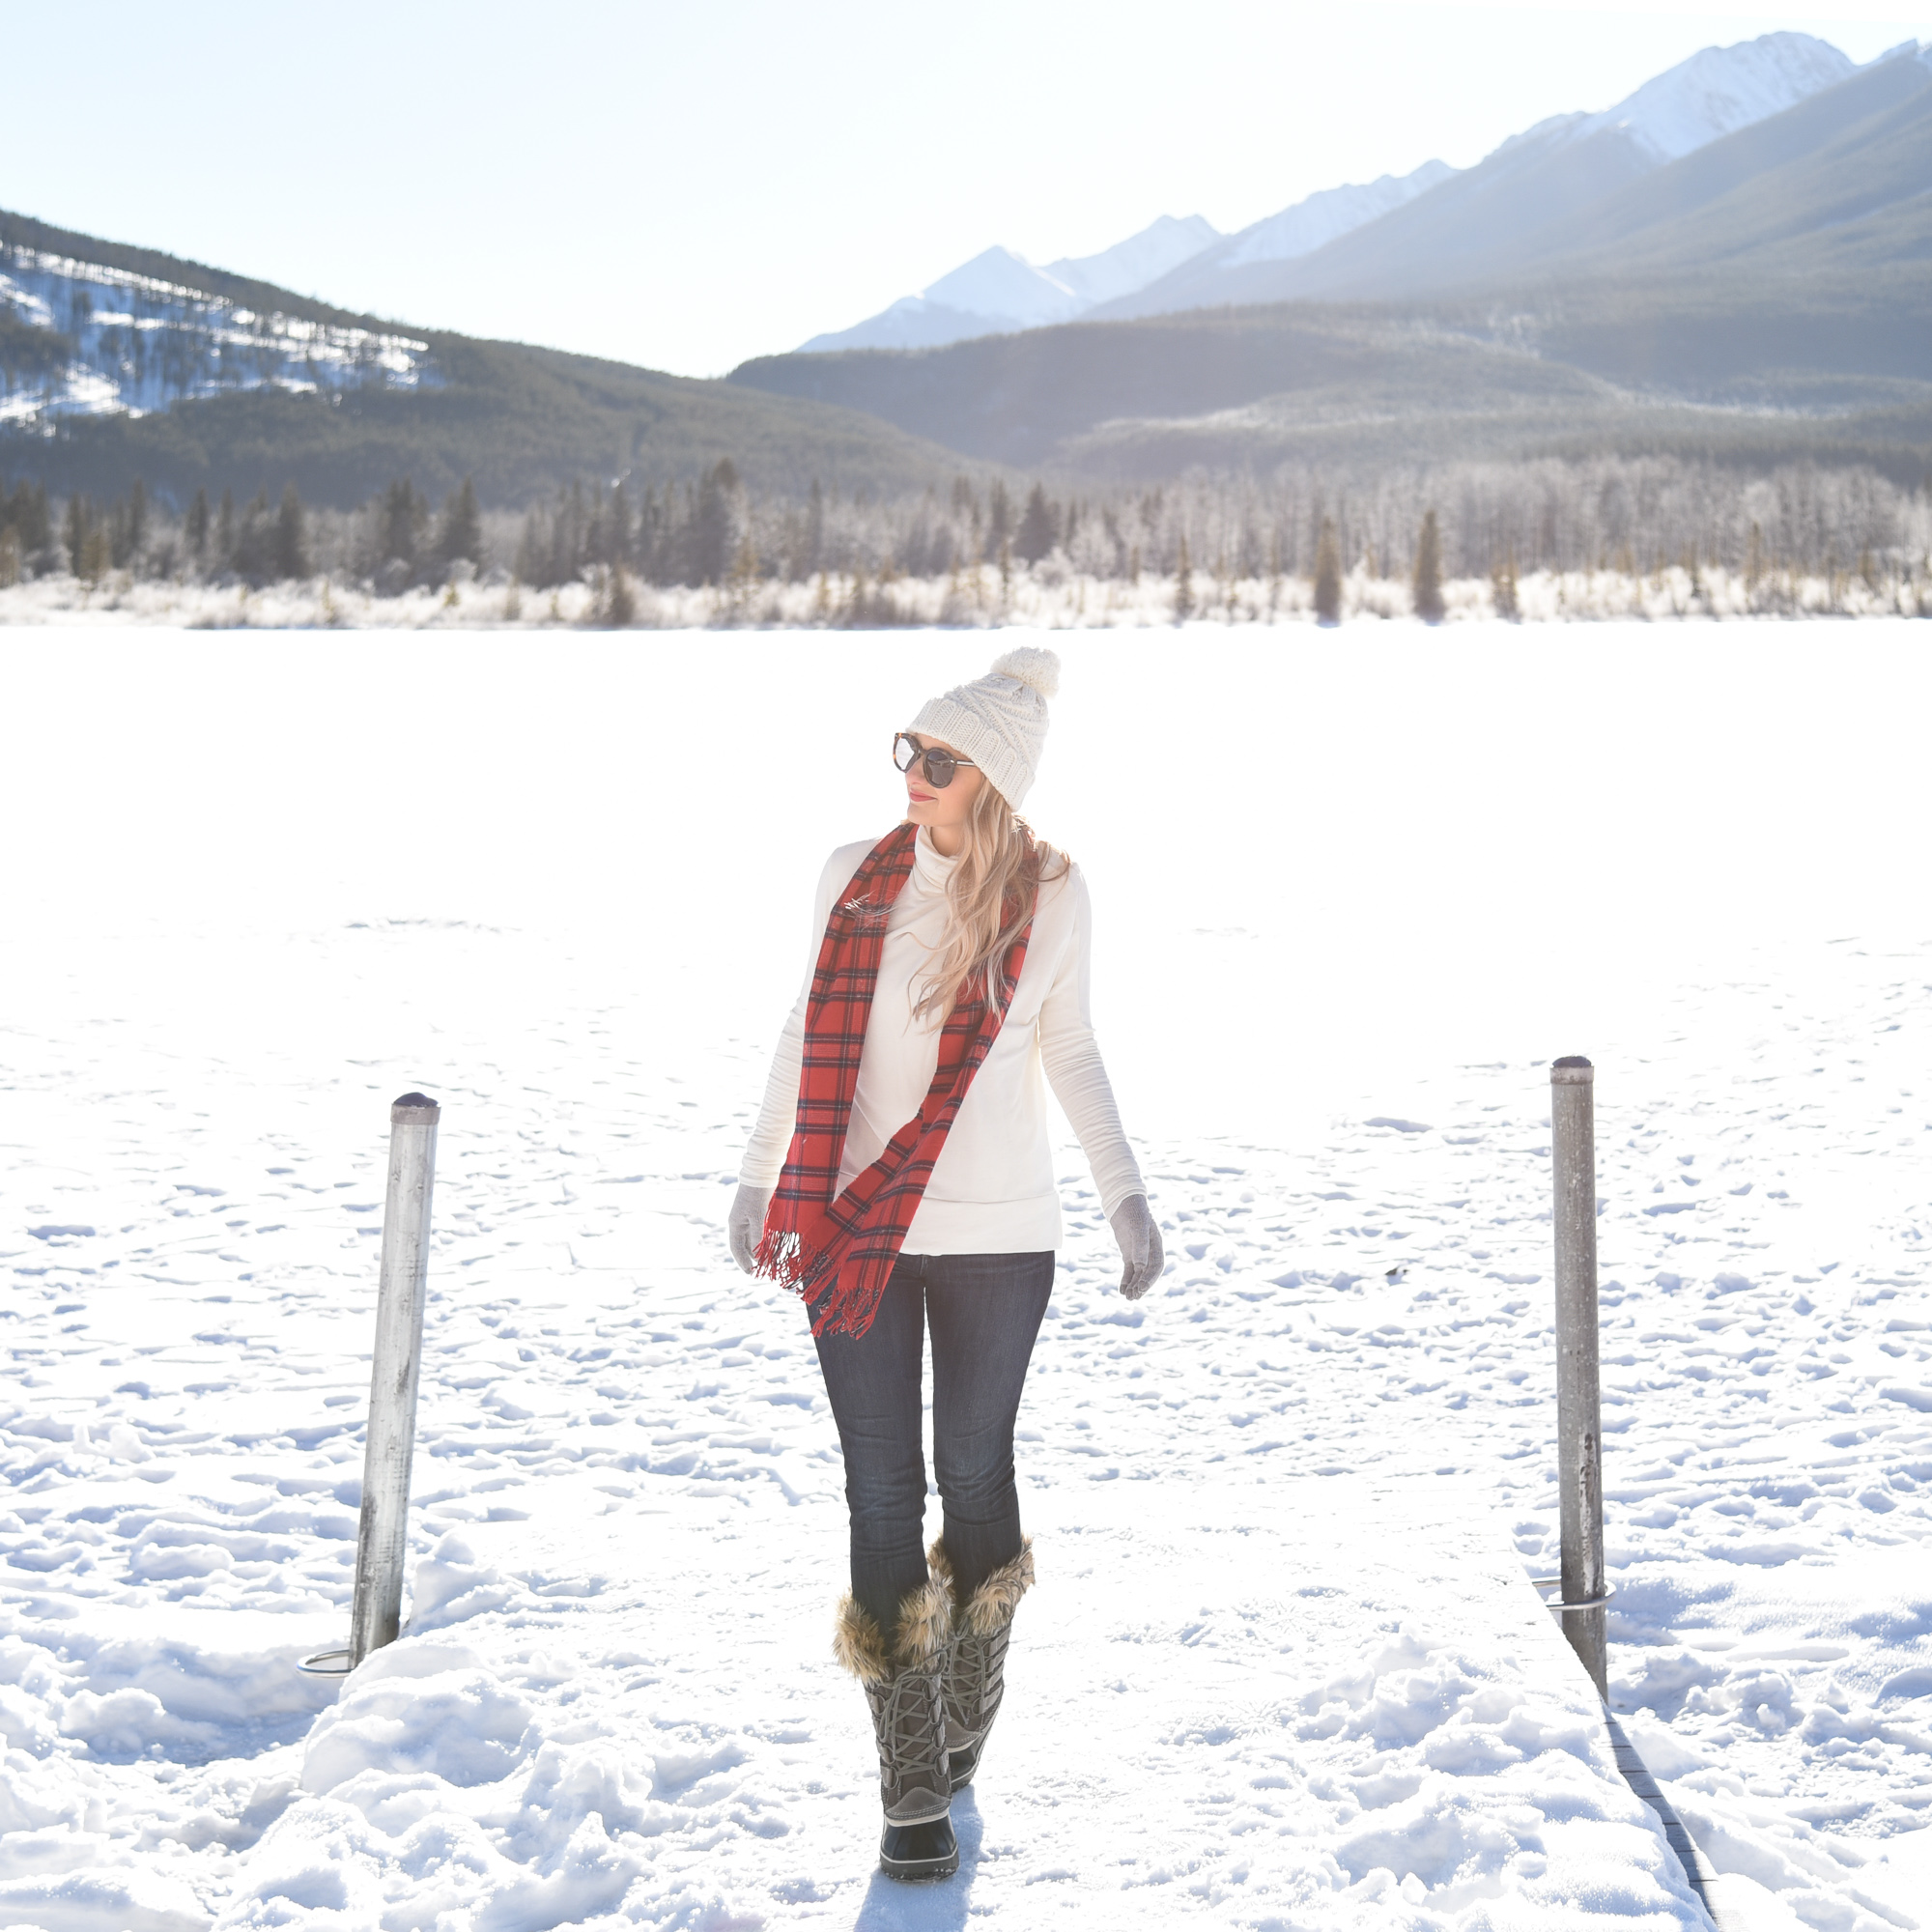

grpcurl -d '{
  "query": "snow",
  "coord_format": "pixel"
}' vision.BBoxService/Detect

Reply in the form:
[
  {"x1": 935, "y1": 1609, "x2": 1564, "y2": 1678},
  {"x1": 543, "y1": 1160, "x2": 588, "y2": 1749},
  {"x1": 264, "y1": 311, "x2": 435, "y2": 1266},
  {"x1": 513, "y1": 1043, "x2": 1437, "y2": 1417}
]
[
  {"x1": 0, "y1": 249, "x2": 435, "y2": 428},
  {"x1": 1574, "y1": 31, "x2": 1854, "y2": 163},
  {"x1": 915, "y1": 246, "x2": 1082, "y2": 327},
  {"x1": 798, "y1": 247, "x2": 1082, "y2": 352},
  {"x1": 3, "y1": 558, "x2": 1923, "y2": 631},
  {"x1": 1043, "y1": 213, "x2": 1221, "y2": 305},
  {"x1": 1223, "y1": 163, "x2": 1457, "y2": 269},
  {"x1": 798, "y1": 219, "x2": 1219, "y2": 352},
  {"x1": 2, "y1": 625, "x2": 1931, "y2": 1929}
]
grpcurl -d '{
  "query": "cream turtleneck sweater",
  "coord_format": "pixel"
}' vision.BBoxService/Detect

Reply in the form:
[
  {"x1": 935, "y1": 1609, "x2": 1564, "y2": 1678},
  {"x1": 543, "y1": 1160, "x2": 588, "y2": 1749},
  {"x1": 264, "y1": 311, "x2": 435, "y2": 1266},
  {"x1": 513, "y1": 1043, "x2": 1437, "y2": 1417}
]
[{"x1": 739, "y1": 828, "x2": 1145, "y2": 1254}]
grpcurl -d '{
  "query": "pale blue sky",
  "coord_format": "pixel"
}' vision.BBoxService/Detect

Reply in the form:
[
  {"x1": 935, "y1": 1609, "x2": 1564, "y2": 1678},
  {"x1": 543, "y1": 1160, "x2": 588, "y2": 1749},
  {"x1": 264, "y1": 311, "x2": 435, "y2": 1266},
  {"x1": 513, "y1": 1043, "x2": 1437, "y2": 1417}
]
[{"x1": 1, "y1": 0, "x2": 1924, "y2": 376}]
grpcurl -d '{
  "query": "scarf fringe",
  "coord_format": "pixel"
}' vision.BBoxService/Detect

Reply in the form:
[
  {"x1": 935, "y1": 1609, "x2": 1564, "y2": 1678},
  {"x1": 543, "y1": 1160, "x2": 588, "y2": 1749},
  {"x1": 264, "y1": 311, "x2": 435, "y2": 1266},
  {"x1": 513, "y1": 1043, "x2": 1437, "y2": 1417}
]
[
  {"x1": 810, "y1": 1268, "x2": 891, "y2": 1342},
  {"x1": 753, "y1": 1226, "x2": 808, "y2": 1288},
  {"x1": 754, "y1": 1223, "x2": 883, "y2": 1338}
]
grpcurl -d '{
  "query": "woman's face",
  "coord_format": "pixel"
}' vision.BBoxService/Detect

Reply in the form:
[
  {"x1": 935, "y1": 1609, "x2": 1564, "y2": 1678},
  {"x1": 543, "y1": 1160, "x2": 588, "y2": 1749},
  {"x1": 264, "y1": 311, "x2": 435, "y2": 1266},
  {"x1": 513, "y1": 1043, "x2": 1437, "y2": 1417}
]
[{"x1": 902, "y1": 734, "x2": 984, "y2": 844}]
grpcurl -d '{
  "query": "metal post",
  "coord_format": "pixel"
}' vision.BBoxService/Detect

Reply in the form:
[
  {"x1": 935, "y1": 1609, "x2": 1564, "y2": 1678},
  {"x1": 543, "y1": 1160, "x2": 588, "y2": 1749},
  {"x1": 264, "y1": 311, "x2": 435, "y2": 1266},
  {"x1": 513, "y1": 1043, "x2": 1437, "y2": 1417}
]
[
  {"x1": 1550, "y1": 1056, "x2": 1607, "y2": 1695},
  {"x1": 348, "y1": 1092, "x2": 440, "y2": 1665}
]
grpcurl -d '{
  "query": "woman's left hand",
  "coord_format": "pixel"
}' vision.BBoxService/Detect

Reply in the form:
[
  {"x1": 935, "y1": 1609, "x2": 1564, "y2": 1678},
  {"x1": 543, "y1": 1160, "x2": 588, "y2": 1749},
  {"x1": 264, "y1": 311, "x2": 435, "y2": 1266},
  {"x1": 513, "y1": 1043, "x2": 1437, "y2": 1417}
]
[{"x1": 1110, "y1": 1195, "x2": 1165, "y2": 1300}]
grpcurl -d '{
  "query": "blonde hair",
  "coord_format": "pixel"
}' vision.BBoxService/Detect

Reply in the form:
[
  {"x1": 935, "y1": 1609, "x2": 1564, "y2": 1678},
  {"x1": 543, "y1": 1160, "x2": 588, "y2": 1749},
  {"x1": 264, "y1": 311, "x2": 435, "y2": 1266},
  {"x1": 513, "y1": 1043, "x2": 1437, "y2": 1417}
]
[{"x1": 913, "y1": 784, "x2": 1068, "y2": 1024}]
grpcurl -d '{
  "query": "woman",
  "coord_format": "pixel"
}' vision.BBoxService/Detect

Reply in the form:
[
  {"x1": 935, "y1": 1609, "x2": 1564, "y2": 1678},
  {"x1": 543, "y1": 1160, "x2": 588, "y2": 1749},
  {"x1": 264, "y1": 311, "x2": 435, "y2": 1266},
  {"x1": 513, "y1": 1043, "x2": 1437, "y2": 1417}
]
[{"x1": 727, "y1": 646, "x2": 1163, "y2": 1883}]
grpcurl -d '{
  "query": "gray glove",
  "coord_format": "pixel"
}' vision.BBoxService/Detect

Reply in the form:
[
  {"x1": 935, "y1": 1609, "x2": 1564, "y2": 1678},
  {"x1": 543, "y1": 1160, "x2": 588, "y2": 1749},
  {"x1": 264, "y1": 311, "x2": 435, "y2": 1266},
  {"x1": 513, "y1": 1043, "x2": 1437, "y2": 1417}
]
[
  {"x1": 727, "y1": 1182, "x2": 772, "y2": 1275},
  {"x1": 1110, "y1": 1194, "x2": 1164, "y2": 1300}
]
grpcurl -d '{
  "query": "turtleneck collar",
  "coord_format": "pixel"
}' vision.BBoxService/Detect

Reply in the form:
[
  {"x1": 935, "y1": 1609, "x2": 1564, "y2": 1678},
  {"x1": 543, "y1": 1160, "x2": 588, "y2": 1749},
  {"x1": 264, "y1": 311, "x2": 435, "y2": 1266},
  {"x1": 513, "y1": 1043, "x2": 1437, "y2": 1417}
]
[{"x1": 912, "y1": 823, "x2": 959, "y2": 889}]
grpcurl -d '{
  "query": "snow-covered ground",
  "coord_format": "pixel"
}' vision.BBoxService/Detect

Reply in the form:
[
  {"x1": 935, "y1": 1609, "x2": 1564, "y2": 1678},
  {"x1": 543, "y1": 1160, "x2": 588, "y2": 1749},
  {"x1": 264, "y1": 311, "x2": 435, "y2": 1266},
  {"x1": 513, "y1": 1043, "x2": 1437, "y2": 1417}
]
[
  {"x1": 2, "y1": 561, "x2": 1923, "y2": 631},
  {"x1": 2, "y1": 627, "x2": 1929, "y2": 1930}
]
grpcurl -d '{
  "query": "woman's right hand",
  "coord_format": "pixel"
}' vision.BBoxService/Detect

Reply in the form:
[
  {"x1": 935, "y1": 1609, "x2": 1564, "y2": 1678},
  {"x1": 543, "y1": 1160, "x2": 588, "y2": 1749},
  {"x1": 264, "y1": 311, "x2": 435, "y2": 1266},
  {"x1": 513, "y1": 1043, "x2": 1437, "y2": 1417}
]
[{"x1": 727, "y1": 1183, "x2": 773, "y2": 1275}]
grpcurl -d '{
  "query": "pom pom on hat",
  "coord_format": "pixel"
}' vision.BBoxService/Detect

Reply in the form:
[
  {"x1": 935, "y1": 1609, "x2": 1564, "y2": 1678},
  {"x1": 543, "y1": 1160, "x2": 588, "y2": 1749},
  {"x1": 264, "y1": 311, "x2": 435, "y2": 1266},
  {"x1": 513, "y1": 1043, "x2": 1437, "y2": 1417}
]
[
  {"x1": 909, "y1": 647, "x2": 1061, "y2": 809},
  {"x1": 990, "y1": 645, "x2": 1061, "y2": 700}
]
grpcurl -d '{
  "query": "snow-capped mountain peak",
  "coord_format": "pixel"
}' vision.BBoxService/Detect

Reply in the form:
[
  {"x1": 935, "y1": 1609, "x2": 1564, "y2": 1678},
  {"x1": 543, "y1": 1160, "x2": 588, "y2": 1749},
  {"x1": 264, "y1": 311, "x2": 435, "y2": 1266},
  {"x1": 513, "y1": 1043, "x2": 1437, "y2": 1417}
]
[
  {"x1": 1045, "y1": 214, "x2": 1220, "y2": 304},
  {"x1": 1224, "y1": 161, "x2": 1456, "y2": 269},
  {"x1": 921, "y1": 246, "x2": 1082, "y2": 327},
  {"x1": 795, "y1": 216, "x2": 1219, "y2": 354},
  {"x1": 1575, "y1": 30, "x2": 1854, "y2": 162}
]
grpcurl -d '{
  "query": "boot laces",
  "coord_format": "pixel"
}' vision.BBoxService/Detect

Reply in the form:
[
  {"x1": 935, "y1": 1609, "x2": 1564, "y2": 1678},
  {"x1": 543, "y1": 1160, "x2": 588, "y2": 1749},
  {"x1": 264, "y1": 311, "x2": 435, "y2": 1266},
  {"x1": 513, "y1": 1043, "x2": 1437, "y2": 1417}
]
[
  {"x1": 879, "y1": 1667, "x2": 940, "y2": 1782},
  {"x1": 948, "y1": 1623, "x2": 1009, "y2": 1724}
]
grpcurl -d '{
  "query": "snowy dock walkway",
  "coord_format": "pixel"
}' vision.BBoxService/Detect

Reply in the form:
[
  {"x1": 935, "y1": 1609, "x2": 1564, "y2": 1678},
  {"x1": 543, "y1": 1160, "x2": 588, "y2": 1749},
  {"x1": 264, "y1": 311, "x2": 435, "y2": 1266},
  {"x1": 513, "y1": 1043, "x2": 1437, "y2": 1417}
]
[{"x1": 248, "y1": 1471, "x2": 1719, "y2": 1930}]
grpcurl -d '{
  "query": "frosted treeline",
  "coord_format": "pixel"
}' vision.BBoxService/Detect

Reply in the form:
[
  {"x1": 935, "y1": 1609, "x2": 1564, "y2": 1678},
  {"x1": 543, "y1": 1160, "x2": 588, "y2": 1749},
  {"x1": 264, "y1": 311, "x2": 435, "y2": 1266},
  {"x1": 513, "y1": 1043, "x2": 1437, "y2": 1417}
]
[
  {"x1": 494, "y1": 457, "x2": 1932, "y2": 587},
  {"x1": 3, "y1": 457, "x2": 1928, "y2": 626}
]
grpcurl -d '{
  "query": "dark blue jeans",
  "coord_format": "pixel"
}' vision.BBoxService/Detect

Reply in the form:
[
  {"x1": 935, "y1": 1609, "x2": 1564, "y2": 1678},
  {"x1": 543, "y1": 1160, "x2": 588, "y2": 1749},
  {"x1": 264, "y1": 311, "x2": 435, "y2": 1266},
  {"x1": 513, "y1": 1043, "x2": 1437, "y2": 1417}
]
[{"x1": 812, "y1": 1250, "x2": 1054, "y2": 1634}]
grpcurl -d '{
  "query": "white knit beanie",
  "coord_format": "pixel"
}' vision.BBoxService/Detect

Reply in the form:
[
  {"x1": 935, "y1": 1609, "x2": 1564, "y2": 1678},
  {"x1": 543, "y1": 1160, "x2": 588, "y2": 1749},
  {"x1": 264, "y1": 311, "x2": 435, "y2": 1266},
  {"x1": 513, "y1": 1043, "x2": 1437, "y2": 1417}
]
[{"x1": 908, "y1": 646, "x2": 1060, "y2": 810}]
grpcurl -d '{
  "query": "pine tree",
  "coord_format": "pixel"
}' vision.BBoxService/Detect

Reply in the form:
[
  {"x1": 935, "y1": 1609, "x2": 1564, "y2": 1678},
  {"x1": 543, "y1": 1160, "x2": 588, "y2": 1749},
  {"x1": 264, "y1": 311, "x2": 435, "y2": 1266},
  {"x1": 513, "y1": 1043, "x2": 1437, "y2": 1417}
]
[
  {"x1": 1015, "y1": 483, "x2": 1058, "y2": 564},
  {"x1": 514, "y1": 511, "x2": 543, "y2": 587},
  {"x1": 1175, "y1": 534, "x2": 1194, "y2": 621},
  {"x1": 804, "y1": 478, "x2": 825, "y2": 578},
  {"x1": 986, "y1": 480, "x2": 1013, "y2": 561},
  {"x1": 648, "y1": 484, "x2": 674, "y2": 583},
  {"x1": 274, "y1": 485, "x2": 310, "y2": 582},
  {"x1": 378, "y1": 478, "x2": 422, "y2": 569},
  {"x1": 610, "y1": 481, "x2": 633, "y2": 568},
  {"x1": 693, "y1": 460, "x2": 739, "y2": 584},
  {"x1": 63, "y1": 495, "x2": 88, "y2": 577},
  {"x1": 185, "y1": 488, "x2": 211, "y2": 562},
  {"x1": 1313, "y1": 517, "x2": 1342, "y2": 623},
  {"x1": 437, "y1": 477, "x2": 483, "y2": 569},
  {"x1": 216, "y1": 489, "x2": 236, "y2": 571},
  {"x1": 1412, "y1": 509, "x2": 1445, "y2": 622},
  {"x1": 6, "y1": 482, "x2": 49, "y2": 562}
]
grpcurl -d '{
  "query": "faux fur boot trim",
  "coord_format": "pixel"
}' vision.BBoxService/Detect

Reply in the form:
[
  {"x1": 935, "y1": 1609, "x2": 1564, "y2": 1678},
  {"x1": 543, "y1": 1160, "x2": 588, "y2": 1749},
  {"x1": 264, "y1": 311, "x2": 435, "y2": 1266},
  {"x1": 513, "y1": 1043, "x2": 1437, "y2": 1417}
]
[
  {"x1": 893, "y1": 1575, "x2": 954, "y2": 1671},
  {"x1": 927, "y1": 1535, "x2": 1035, "y2": 1637},
  {"x1": 833, "y1": 1576, "x2": 954, "y2": 1683},
  {"x1": 833, "y1": 1595, "x2": 893, "y2": 1686}
]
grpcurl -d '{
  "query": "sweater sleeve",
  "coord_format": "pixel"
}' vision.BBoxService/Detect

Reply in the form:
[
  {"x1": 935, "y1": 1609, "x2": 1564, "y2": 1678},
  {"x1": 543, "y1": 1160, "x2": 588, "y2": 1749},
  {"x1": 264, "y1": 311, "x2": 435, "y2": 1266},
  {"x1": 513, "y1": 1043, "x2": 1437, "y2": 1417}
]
[
  {"x1": 738, "y1": 844, "x2": 864, "y2": 1193},
  {"x1": 1037, "y1": 867, "x2": 1147, "y2": 1218}
]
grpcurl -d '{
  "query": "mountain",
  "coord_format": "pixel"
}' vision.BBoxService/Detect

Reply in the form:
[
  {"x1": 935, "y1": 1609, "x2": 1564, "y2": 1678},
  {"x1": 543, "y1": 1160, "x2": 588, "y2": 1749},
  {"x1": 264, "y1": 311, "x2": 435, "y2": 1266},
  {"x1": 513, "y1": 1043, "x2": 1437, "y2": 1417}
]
[
  {"x1": 726, "y1": 43, "x2": 1932, "y2": 482},
  {"x1": 1521, "y1": 45, "x2": 1932, "y2": 290},
  {"x1": 787, "y1": 33, "x2": 1854, "y2": 355},
  {"x1": 1219, "y1": 163, "x2": 1458, "y2": 269},
  {"x1": 1043, "y1": 215, "x2": 1222, "y2": 305},
  {"x1": 1567, "y1": 28, "x2": 1857, "y2": 160},
  {"x1": 1097, "y1": 32, "x2": 1858, "y2": 317},
  {"x1": 796, "y1": 215, "x2": 1219, "y2": 354},
  {"x1": 1092, "y1": 162, "x2": 1456, "y2": 321},
  {"x1": 0, "y1": 209, "x2": 971, "y2": 506}
]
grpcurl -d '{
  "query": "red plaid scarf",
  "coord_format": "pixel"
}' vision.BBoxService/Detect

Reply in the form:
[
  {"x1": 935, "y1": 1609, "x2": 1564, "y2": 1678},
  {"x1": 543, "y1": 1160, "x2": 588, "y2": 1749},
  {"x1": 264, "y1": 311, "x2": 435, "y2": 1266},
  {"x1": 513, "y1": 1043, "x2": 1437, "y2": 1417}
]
[{"x1": 754, "y1": 822, "x2": 1034, "y2": 1339}]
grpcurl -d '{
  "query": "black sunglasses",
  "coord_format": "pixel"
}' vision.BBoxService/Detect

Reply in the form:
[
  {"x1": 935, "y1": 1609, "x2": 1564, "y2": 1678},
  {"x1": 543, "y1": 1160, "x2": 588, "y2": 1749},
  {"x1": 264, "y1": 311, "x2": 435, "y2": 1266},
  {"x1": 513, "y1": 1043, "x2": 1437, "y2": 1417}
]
[{"x1": 894, "y1": 732, "x2": 978, "y2": 789}]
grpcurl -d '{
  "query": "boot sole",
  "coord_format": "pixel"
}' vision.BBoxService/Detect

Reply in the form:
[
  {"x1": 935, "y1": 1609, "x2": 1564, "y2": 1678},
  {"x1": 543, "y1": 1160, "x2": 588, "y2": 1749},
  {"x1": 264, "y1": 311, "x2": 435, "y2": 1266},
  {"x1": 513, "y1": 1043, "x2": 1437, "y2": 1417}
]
[{"x1": 880, "y1": 1813, "x2": 958, "y2": 1882}]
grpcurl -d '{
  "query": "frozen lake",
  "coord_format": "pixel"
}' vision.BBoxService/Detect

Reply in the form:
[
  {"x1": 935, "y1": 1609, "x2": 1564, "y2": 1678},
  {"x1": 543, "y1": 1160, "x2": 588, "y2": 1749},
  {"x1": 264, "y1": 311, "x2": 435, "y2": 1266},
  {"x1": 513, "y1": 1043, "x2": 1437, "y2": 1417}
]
[{"x1": 1, "y1": 623, "x2": 1929, "y2": 1929}]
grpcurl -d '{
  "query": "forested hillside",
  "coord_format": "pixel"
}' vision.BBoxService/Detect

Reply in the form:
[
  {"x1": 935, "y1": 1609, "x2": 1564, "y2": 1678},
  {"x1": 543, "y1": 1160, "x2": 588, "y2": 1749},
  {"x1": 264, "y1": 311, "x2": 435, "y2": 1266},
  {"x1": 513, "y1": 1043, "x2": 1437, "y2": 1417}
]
[{"x1": 0, "y1": 213, "x2": 971, "y2": 508}]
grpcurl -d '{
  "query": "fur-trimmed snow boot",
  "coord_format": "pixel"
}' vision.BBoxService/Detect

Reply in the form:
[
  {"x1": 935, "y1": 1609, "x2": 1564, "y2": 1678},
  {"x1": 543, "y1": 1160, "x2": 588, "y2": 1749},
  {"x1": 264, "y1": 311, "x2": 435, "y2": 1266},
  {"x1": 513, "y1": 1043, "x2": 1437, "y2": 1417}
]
[
  {"x1": 929, "y1": 1536, "x2": 1034, "y2": 1792},
  {"x1": 834, "y1": 1577, "x2": 957, "y2": 1882}
]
